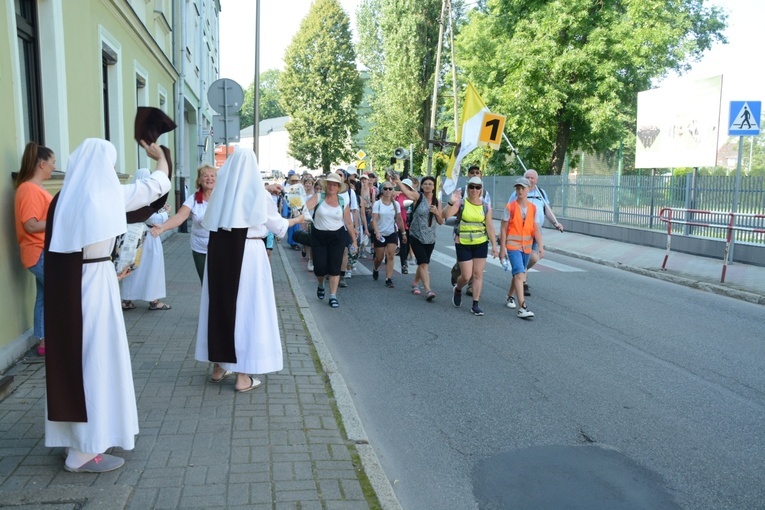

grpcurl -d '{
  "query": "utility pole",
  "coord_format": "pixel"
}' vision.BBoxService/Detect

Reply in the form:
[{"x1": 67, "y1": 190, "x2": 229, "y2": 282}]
[{"x1": 426, "y1": 0, "x2": 447, "y2": 176}]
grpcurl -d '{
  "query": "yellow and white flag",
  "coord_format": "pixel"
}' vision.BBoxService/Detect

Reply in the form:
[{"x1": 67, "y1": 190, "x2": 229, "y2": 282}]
[{"x1": 442, "y1": 83, "x2": 489, "y2": 195}]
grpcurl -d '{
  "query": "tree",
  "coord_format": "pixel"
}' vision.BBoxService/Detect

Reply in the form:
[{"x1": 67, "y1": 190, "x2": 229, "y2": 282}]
[
  {"x1": 278, "y1": 0, "x2": 363, "y2": 173},
  {"x1": 356, "y1": 0, "x2": 445, "y2": 174},
  {"x1": 240, "y1": 69, "x2": 287, "y2": 129},
  {"x1": 456, "y1": 0, "x2": 727, "y2": 174}
]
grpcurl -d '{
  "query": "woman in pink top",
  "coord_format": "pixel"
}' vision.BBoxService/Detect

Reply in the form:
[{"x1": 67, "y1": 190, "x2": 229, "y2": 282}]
[{"x1": 14, "y1": 142, "x2": 56, "y2": 355}]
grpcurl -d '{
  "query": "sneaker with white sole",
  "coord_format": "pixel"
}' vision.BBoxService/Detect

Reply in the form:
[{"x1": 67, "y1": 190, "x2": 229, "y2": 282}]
[
  {"x1": 345, "y1": 270, "x2": 352, "y2": 279},
  {"x1": 505, "y1": 295, "x2": 516, "y2": 309},
  {"x1": 64, "y1": 453, "x2": 125, "y2": 473},
  {"x1": 307, "y1": 260, "x2": 314, "y2": 271},
  {"x1": 517, "y1": 304, "x2": 534, "y2": 319},
  {"x1": 452, "y1": 285, "x2": 462, "y2": 307},
  {"x1": 471, "y1": 304, "x2": 484, "y2": 316}
]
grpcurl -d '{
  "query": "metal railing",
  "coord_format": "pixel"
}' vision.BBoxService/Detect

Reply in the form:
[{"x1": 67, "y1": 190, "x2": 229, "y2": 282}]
[
  {"x1": 448, "y1": 173, "x2": 765, "y2": 246},
  {"x1": 658, "y1": 207, "x2": 765, "y2": 282}
]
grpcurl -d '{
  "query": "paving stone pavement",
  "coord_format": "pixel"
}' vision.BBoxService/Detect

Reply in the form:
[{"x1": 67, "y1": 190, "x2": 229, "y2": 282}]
[{"x1": 0, "y1": 233, "x2": 381, "y2": 509}]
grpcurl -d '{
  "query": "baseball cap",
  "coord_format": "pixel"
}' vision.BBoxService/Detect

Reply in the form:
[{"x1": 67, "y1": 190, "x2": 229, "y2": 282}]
[
  {"x1": 346, "y1": 164, "x2": 358, "y2": 175},
  {"x1": 400, "y1": 178, "x2": 414, "y2": 190},
  {"x1": 468, "y1": 176, "x2": 483, "y2": 186},
  {"x1": 514, "y1": 177, "x2": 531, "y2": 188},
  {"x1": 287, "y1": 170, "x2": 296, "y2": 176}
]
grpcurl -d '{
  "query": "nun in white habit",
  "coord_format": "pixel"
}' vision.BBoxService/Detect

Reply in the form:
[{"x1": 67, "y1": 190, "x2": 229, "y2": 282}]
[
  {"x1": 44, "y1": 139, "x2": 170, "y2": 473},
  {"x1": 120, "y1": 168, "x2": 171, "y2": 310},
  {"x1": 195, "y1": 148, "x2": 303, "y2": 392}
]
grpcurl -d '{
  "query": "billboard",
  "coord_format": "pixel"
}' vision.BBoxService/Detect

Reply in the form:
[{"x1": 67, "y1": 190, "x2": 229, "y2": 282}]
[{"x1": 635, "y1": 75, "x2": 722, "y2": 168}]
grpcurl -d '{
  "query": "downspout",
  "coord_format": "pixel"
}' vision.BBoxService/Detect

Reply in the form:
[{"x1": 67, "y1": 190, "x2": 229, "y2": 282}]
[
  {"x1": 175, "y1": 0, "x2": 188, "y2": 230},
  {"x1": 199, "y1": 0, "x2": 206, "y2": 165}
]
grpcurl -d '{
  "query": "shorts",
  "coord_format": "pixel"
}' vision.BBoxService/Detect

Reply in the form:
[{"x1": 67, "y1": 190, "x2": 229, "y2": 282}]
[
  {"x1": 455, "y1": 242, "x2": 488, "y2": 262},
  {"x1": 508, "y1": 250, "x2": 530, "y2": 276},
  {"x1": 409, "y1": 236, "x2": 435, "y2": 265},
  {"x1": 374, "y1": 233, "x2": 398, "y2": 248}
]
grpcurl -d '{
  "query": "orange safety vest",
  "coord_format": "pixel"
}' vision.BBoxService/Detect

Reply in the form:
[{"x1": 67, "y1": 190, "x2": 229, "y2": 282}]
[{"x1": 505, "y1": 201, "x2": 536, "y2": 253}]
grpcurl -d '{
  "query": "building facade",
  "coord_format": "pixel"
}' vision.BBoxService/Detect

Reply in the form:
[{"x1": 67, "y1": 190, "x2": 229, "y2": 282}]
[{"x1": 0, "y1": 0, "x2": 220, "y2": 369}]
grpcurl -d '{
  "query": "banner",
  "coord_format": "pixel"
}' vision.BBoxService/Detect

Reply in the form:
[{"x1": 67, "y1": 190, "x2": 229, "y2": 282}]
[
  {"x1": 635, "y1": 75, "x2": 722, "y2": 168},
  {"x1": 443, "y1": 83, "x2": 489, "y2": 195}
]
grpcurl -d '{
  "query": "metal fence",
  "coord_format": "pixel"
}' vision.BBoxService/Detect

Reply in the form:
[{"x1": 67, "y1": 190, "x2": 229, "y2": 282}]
[{"x1": 452, "y1": 174, "x2": 765, "y2": 246}]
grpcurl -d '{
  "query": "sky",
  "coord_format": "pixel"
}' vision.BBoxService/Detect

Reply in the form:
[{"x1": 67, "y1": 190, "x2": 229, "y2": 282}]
[
  {"x1": 219, "y1": 0, "x2": 763, "y2": 123},
  {"x1": 218, "y1": 0, "x2": 361, "y2": 89}
]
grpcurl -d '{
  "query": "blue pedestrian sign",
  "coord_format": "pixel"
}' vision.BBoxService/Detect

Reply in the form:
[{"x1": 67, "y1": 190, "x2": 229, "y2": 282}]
[{"x1": 728, "y1": 101, "x2": 760, "y2": 136}]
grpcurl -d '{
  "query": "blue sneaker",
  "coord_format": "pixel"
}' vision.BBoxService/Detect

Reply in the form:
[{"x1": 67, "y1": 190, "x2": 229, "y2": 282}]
[{"x1": 452, "y1": 285, "x2": 462, "y2": 307}]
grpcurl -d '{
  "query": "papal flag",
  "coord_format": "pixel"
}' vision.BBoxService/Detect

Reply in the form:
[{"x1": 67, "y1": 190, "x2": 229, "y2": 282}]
[{"x1": 442, "y1": 83, "x2": 489, "y2": 195}]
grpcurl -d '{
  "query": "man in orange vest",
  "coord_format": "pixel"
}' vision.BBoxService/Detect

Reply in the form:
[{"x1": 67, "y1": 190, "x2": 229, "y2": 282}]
[{"x1": 499, "y1": 177, "x2": 544, "y2": 319}]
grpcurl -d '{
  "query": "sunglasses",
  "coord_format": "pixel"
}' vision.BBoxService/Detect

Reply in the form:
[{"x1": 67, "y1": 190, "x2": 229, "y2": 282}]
[
  {"x1": 382, "y1": 187, "x2": 394, "y2": 191},
  {"x1": 468, "y1": 184, "x2": 482, "y2": 190}
]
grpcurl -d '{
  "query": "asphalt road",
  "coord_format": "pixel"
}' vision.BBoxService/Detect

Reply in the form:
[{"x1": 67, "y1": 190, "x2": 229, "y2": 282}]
[{"x1": 283, "y1": 224, "x2": 765, "y2": 510}]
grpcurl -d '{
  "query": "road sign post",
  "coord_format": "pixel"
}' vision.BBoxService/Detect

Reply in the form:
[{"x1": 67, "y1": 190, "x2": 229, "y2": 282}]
[
  {"x1": 727, "y1": 100, "x2": 761, "y2": 263},
  {"x1": 207, "y1": 78, "x2": 244, "y2": 161}
]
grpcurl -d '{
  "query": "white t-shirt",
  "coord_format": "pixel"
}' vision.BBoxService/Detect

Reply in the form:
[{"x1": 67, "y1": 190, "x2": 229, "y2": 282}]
[
  {"x1": 339, "y1": 189, "x2": 359, "y2": 211},
  {"x1": 313, "y1": 197, "x2": 347, "y2": 231},
  {"x1": 372, "y1": 200, "x2": 400, "y2": 236},
  {"x1": 183, "y1": 194, "x2": 210, "y2": 254}
]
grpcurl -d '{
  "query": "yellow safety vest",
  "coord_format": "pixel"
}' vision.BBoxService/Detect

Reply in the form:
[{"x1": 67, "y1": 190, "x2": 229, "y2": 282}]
[{"x1": 457, "y1": 200, "x2": 488, "y2": 245}]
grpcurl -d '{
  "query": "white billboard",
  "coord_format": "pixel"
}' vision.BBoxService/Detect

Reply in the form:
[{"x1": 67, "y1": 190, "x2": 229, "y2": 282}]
[{"x1": 635, "y1": 75, "x2": 722, "y2": 168}]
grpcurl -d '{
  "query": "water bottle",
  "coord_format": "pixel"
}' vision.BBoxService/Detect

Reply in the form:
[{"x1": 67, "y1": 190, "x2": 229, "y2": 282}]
[{"x1": 500, "y1": 257, "x2": 510, "y2": 272}]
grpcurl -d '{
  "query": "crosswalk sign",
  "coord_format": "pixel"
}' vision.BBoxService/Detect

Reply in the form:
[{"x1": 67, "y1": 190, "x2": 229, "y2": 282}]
[{"x1": 728, "y1": 101, "x2": 761, "y2": 136}]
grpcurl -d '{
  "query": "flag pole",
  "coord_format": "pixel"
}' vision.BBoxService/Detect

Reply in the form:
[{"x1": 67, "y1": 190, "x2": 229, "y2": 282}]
[
  {"x1": 426, "y1": 0, "x2": 447, "y2": 176},
  {"x1": 502, "y1": 132, "x2": 528, "y2": 172}
]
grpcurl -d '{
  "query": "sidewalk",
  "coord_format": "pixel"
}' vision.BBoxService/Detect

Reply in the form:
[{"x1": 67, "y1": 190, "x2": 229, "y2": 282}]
[
  {"x1": 542, "y1": 229, "x2": 765, "y2": 305},
  {"x1": 0, "y1": 233, "x2": 392, "y2": 510}
]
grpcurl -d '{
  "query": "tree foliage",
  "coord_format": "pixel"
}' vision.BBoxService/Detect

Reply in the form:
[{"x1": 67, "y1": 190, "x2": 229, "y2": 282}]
[
  {"x1": 279, "y1": 0, "x2": 363, "y2": 173},
  {"x1": 241, "y1": 69, "x2": 287, "y2": 129},
  {"x1": 356, "y1": 0, "x2": 445, "y2": 175},
  {"x1": 456, "y1": 0, "x2": 727, "y2": 174}
]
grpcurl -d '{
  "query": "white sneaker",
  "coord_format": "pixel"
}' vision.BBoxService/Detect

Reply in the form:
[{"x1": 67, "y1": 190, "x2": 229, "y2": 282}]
[
  {"x1": 307, "y1": 260, "x2": 314, "y2": 271},
  {"x1": 517, "y1": 305, "x2": 535, "y2": 319},
  {"x1": 345, "y1": 270, "x2": 353, "y2": 279},
  {"x1": 505, "y1": 296, "x2": 516, "y2": 309}
]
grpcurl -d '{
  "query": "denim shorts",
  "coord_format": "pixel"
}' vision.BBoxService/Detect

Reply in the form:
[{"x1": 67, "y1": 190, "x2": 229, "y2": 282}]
[{"x1": 508, "y1": 250, "x2": 530, "y2": 275}]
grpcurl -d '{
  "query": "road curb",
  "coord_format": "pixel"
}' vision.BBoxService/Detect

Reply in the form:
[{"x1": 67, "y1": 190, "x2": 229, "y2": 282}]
[
  {"x1": 277, "y1": 244, "x2": 403, "y2": 510},
  {"x1": 545, "y1": 246, "x2": 765, "y2": 305}
]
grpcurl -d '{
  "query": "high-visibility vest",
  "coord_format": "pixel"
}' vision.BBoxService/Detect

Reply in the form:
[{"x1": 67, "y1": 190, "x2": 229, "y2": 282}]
[
  {"x1": 457, "y1": 200, "x2": 488, "y2": 245},
  {"x1": 505, "y1": 201, "x2": 536, "y2": 253}
]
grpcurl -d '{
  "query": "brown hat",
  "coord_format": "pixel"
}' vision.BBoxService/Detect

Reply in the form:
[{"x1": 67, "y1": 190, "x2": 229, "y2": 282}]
[
  {"x1": 127, "y1": 107, "x2": 177, "y2": 224},
  {"x1": 134, "y1": 107, "x2": 176, "y2": 145}
]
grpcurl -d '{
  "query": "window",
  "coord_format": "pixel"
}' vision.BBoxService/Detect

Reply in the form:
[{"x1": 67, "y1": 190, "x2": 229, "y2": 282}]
[
  {"x1": 99, "y1": 28, "x2": 124, "y2": 171},
  {"x1": 16, "y1": 0, "x2": 44, "y2": 143}
]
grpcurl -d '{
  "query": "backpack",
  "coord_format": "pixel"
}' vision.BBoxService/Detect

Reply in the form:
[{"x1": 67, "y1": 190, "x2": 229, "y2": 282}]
[{"x1": 313, "y1": 193, "x2": 345, "y2": 218}]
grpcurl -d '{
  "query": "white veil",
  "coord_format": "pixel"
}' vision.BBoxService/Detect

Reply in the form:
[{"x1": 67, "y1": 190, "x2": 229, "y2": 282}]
[
  {"x1": 49, "y1": 139, "x2": 126, "y2": 253},
  {"x1": 202, "y1": 148, "x2": 269, "y2": 231}
]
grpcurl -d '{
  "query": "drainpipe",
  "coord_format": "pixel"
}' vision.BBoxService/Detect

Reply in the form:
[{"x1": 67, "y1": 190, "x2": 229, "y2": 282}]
[{"x1": 175, "y1": 0, "x2": 188, "y2": 231}]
